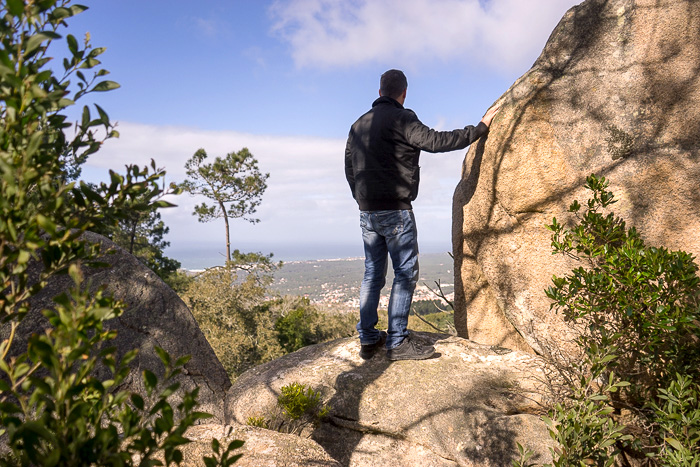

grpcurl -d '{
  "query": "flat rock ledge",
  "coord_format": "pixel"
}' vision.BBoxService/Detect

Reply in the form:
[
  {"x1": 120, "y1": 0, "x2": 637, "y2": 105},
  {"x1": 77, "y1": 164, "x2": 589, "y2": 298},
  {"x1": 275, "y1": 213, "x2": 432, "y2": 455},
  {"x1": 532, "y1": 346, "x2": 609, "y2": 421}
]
[{"x1": 226, "y1": 332, "x2": 556, "y2": 467}]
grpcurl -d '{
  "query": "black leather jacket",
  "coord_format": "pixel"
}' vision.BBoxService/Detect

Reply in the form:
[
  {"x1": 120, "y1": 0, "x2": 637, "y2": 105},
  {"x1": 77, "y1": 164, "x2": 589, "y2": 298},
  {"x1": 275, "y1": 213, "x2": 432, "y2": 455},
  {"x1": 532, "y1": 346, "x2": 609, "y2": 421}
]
[{"x1": 345, "y1": 96, "x2": 487, "y2": 211}]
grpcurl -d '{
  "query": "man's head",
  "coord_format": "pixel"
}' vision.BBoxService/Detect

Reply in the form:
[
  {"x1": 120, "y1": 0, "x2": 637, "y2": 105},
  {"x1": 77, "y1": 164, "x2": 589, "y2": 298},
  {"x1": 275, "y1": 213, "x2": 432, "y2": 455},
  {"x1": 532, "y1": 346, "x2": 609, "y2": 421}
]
[{"x1": 379, "y1": 69, "x2": 407, "y2": 101}]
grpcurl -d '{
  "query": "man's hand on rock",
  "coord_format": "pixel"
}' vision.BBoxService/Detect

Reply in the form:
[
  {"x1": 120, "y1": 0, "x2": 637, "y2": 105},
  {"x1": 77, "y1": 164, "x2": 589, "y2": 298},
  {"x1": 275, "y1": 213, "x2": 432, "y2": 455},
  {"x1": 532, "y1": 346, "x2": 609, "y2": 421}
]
[{"x1": 481, "y1": 104, "x2": 501, "y2": 128}]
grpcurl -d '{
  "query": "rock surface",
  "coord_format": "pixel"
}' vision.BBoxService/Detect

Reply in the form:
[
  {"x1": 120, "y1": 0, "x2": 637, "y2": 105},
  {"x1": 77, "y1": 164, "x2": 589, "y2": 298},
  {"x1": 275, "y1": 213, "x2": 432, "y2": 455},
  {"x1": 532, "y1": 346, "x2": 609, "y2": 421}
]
[
  {"x1": 452, "y1": 0, "x2": 700, "y2": 352},
  {"x1": 3, "y1": 232, "x2": 231, "y2": 422},
  {"x1": 226, "y1": 332, "x2": 554, "y2": 467},
  {"x1": 178, "y1": 424, "x2": 341, "y2": 467}
]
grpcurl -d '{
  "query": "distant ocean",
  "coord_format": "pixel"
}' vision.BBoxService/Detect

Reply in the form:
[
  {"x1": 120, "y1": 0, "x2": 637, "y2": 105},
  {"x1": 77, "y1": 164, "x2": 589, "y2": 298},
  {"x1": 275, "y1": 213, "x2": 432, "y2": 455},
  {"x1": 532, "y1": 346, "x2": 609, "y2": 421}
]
[{"x1": 167, "y1": 241, "x2": 452, "y2": 270}]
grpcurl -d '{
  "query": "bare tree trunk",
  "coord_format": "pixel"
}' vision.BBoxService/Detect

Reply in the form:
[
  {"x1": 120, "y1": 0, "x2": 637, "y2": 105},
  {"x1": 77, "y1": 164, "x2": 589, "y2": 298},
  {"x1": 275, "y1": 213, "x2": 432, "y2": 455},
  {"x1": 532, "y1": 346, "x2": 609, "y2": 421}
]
[
  {"x1": 224, "y1": 216, "x2": 231, "y2": 263},
  {"x1": 220, "y1": 202, "x2": 231, "y2": 263}
]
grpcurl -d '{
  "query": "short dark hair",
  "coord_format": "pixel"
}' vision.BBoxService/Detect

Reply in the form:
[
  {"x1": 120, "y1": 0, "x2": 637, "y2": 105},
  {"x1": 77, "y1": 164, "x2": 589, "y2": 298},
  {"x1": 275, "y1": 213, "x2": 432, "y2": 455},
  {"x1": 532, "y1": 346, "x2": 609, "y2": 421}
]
[{"x1": 380, "y1": 69, "x2": 407, "y2": 99}]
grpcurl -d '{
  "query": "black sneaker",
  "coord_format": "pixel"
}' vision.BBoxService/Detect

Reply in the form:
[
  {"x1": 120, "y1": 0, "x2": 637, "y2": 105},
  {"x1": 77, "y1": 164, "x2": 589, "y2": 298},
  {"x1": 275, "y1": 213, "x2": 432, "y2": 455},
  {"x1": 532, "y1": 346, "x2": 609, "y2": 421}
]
[
  {"x1": 359, "y1": 331, "x2": 387, "y2": 360},
  {"x1": 386, "y1": 335, "x2": 435, "y2": 361}
]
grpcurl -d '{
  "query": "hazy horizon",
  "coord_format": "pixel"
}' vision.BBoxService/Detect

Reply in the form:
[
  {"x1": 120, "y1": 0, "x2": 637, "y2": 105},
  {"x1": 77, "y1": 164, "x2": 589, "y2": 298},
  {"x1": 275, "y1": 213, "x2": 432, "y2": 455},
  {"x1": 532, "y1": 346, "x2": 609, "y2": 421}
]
[{"x1": 167, "y1": 240, "x2": 454, "y2": 269}]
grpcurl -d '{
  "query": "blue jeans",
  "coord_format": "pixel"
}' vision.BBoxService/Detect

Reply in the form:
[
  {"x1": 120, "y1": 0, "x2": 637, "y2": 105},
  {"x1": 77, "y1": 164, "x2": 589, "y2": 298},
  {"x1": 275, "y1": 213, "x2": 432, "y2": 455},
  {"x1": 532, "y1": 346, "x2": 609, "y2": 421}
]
[{"x1": 358, "y1": 210, "x2": 419, "y2": 349}]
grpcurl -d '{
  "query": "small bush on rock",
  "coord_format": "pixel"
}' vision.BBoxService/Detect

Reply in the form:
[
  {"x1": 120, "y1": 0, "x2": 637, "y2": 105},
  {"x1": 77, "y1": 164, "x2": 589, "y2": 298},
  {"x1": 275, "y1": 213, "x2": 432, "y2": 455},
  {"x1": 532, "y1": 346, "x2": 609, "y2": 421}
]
[{"x1": 246, "y1": 382, "x2": 329, "y2": 437}]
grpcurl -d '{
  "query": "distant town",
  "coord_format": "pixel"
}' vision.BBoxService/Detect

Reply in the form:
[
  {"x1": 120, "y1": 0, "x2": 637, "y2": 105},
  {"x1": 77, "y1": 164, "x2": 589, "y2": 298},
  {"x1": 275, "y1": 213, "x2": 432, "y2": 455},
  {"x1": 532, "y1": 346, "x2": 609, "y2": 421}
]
[{"x1": 269, "y1": 253, "x2": 455, "y2": 311}]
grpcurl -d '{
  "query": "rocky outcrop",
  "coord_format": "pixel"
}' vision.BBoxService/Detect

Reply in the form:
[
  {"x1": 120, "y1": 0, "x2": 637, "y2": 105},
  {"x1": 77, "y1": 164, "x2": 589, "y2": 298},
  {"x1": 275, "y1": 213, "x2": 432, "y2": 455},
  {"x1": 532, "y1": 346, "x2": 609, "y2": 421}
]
[
  {"x1": 453, "y1": 0, "x2": 700, "y2": 352},
  {"x1": 3, "y1": 232, "x2": 230, "y2": 422},
  {"x1": 226, "y1": 332, "x2": 555, "y2": 467},
  {"x1": 178, "y1": 424, "x2": 341, "y2": 467}
]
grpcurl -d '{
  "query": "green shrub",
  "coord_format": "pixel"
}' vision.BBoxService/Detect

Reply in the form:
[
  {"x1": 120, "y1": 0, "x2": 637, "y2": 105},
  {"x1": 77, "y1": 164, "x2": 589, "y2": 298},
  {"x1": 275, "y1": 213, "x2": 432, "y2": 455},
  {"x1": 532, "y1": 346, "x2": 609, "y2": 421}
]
[
  {"x1": 542, "y1": 344, "x2": 632, "y2": 466},
  {"x1": 543, "y1": 174, "x2": 700, "y2": 465},
  {"x1": 185, "y1": 268, "x2": 356, "y2": 380},
  {"x1": 0, "y1": 270, "x2": 212, "y2": 465},
  {"x1": 547, "y1": 174, "x2": 700, "y2": 397},
  {"x1": 274, "y1": 296, "x2": 356, "y2": 354},
  {"x1": 0, "y1": 1, "x2": 241, "y2": 463},
  {"x1": 183, "y1": 263, "x2": 285, "y2": 379},
  {"x1": 275, "y1": 304, "x2": 318, "y2": 353}
]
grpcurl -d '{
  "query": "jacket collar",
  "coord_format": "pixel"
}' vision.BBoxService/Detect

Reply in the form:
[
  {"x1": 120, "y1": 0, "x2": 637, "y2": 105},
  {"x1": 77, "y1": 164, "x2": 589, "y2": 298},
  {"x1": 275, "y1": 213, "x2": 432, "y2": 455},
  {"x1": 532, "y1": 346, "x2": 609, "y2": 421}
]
[{"x1": 372, "y1": 96, "x2": 404, "y2": 109}]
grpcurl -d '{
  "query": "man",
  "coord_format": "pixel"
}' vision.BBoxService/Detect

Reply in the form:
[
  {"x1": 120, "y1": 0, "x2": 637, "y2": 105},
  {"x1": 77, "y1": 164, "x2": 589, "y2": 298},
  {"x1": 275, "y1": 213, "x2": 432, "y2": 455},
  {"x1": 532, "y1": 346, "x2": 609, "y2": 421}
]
[{"x1": 345, "y1": 69, "x2": 499, "y2": 361}]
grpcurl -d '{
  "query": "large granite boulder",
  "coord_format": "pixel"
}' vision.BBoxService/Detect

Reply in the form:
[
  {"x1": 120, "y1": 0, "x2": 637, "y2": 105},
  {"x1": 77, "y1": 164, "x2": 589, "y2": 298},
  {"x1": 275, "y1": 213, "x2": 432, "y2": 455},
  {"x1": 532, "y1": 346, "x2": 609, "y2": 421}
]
[
  {"x1": 2, "y1": 232, "x2": 230, "y2": 422},
  {"x1": 452, "y1": 0, "x2": 700, "y2": 353},
  {"x1": 226, "y1": 333, "x2": 555, "y2": 467}
]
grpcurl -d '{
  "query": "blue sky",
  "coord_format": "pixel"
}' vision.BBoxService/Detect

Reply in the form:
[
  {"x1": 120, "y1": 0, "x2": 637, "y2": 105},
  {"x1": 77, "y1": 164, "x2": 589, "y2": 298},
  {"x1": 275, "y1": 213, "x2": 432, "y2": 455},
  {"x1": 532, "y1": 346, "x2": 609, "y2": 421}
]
[{"x1": 65, "y1": 0, "x2": 580, "y2": 268}]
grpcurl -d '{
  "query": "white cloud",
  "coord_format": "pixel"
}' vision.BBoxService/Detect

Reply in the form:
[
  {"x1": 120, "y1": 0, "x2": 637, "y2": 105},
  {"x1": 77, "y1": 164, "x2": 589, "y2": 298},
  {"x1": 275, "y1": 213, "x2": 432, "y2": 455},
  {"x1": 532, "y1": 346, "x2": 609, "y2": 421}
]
[
  {"x1": 85, "y1": 122, "x2": 466, "y2": 266},
  {"x1": 194, "y1": 17, "x2": 219, "y2": 37},
  {"x1": 269, "y1": 0, "x2": 580, "y2": 72}
]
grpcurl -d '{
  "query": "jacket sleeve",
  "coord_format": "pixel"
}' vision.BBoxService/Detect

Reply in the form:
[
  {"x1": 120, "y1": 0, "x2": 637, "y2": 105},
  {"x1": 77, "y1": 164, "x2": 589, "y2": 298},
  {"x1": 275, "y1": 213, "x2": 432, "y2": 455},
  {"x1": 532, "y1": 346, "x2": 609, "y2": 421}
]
[
  {"x1": 344, "y1": 135, "x2": 356, "y2": 199},
  {"x1": 403, "y1": 112, "x2": 488, "y2": 153}
]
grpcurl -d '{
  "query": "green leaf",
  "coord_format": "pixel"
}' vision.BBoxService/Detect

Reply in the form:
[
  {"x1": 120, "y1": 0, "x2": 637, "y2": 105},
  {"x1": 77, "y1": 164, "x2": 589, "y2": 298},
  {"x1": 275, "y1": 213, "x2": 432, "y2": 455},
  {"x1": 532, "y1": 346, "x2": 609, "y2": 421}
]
[
  {"x1": 154, "y1": 346, "x2": 171, "y2": 366},
  {"x1": 79, "y1": 57, "x2": 101, "y2": 69},
  {"x1": 95, "y1": 104, "x2": 110, "y2": 125},
  {"x1": 81, "y1": 105, "x2": 90, "y2": 128},
  {"x1": 131, "y1": 394, "x2": 145, "y2": 411},
  {"x1": 80, "y1": 182, "x2": 105, "y2": 204},
  {"x1": 36, "y1": 214, "x2": 57, "y2": 235},
  {"x1": 25, "y1": 32, "x2": 61, "y2": 54},
  {"x1": 91, "y1": 80, "x2": 121, "y2": 92},
  {"x1": 153, "y1": 200, "x2": 177, "y2": 209},
  {"x1": 70, "y1": 5, "x2": 89, "y2": 15},
  {"x1": 50, "y1": 7, "x2": 72, "y2": 21},
  {"x1": 143, "y1": 369, "x2": 158, "y2": 391},
  {"x1": 228, "y1": 439, "x2": 244, "y2": 450},
  {"x1": 66, "y1": 34, "x2": 79, "y2": 54},
  {"x1": 174, "y1": 355, "x2": 191, "y2": 367},
  {"x1": 665, "y1": 437, "x2": 683, "y2": 451},
  {"x1": 6, "y1": 0, "x2": 24, "y2": 16},
  {"x1": 88, "y1": 47, "x2": 107, "y2": 58}
]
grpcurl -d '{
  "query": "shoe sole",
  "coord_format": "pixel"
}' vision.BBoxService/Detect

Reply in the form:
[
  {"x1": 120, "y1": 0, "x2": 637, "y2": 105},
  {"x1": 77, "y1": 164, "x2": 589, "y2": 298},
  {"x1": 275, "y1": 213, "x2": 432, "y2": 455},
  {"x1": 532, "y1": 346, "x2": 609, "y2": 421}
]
[{"x1": 386, "y1": 349, "x2": 436, "y2": 361}]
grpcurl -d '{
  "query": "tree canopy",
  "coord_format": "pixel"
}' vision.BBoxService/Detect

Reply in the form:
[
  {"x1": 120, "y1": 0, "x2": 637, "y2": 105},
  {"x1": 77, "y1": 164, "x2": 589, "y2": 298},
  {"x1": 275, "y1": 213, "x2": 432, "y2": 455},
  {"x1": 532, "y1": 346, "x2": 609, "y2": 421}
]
[{"x1": 180, "y1": 148, "x2": 269, "y2": 263}]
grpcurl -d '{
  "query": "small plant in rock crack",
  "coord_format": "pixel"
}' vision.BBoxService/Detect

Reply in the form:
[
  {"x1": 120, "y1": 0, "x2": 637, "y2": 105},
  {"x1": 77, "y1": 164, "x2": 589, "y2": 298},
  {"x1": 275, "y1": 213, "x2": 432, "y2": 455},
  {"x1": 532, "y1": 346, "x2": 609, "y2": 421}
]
[
  {"x1": 245, "y1": 416, "x2": 269, "y2": 429},
  {"x1": 245, "y1": 382, "x2": 329, "y2": 436}
]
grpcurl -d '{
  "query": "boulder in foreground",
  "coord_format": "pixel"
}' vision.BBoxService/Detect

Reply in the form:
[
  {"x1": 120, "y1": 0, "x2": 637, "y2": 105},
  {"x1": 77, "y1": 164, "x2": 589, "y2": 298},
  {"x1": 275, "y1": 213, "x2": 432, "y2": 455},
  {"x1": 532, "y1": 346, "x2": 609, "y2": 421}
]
[
  {"x1": 227, "y1": 333, "x2": 554, "y2": 467},
  {"x1": 4, "y1": 232, "x2": 231, "y2": 422}
]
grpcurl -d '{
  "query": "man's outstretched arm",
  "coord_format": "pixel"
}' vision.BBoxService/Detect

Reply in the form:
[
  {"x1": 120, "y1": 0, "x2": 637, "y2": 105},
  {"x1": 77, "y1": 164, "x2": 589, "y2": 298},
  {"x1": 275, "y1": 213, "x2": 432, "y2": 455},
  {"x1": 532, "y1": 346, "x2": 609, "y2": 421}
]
[{"x1": 404, "y1": 103, "x2": 501, "y2": 153}]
